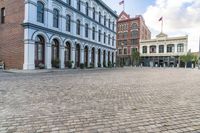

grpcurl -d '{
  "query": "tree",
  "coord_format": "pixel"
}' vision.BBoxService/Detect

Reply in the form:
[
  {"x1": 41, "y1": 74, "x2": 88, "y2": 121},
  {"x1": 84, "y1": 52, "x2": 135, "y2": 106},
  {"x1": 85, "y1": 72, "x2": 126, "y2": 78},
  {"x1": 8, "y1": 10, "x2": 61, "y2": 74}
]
[
  {"x1": 180, "y1": 52, "x2": 193, "y2": 68},
  {"x1": 131, "y1": 48, "x2": 140, "y2": 66}
]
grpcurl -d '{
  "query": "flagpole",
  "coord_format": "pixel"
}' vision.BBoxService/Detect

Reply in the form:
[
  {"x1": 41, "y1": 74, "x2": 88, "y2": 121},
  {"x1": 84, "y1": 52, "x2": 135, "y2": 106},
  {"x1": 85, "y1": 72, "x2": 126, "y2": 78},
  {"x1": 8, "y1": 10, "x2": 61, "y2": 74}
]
[
  {"x1": 161, "y1": 19, "x2": 163, "y2": 33},
  {"x1": 123, "y1": 1, "x2": 125, "y2": 11}
]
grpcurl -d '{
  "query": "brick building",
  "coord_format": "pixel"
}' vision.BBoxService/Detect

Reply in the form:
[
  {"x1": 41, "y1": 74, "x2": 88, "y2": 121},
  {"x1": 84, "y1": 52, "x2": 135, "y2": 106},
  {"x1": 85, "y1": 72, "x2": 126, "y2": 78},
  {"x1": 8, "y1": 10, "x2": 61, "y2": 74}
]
[
  {"x1": 116, "y1": 11, "x2": 151, "y2": 66},
  {"x1": 0, "y1": 0, "x2": 117, "y2": 69}
]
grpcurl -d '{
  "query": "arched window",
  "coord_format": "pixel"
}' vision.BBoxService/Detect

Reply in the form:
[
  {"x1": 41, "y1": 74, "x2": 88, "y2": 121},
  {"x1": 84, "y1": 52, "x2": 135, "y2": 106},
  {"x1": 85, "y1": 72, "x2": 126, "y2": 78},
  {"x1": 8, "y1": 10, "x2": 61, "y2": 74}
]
[
  {"x1": 85, "y1": 2, "x2": 89, "y2": 16},
  {"x1": 92, "y1": 27, "x2": 95, "y2": 40},
  {"x1": 167, "y1": 44, "x2": 175, "y2": 53},
  {"x1": 104, "y1": 15, "x2": 106, "y2": 26},
  {"x1": 66, "y1": 15, "x2": 71, "y2": 32},
  {"x1": 112, "y1": 36, "x2": 114, "y2": 46},
  {"x1": 93, "y1": 7, "x2": 96, "y2": 20},
  {"x1": 66, "y1": 0, "x2": 71, "y2": 6},
  {"x1": 177, "y1": 44, "x2": 184, "y2": 52},
  {"x1": 99, "y1": 12, "x2": 101, "y2": 23},
  {"x1": 108, "y1": 19, "x2": 110, "y2": 29},
  {"x1": 85, "y1": 23, "x2": 88, "y2": 38},
  {"x1": 104, "y1": 32, "x2": 106, "y2": 44},
  {"x1": 76, "y1": 19, "x2": 81, "y2": 35},
  {"x1": 53, "y1": 9, "x2": 59, "y2": 28},
  {"x1": 108, "y1": 34, "x2": 110, "y2": 45},
  {"x1": 35, "y1": 35, "x2": 45, "y2": 67},
  {"x1": 52, "y1": 39, "x2": 59, "y2": 61},
  {"x1": 142, "y1": 46, "x2": 147, "y2": 53},
  {"x1": 77, "y1": 0, "x2": 81, "y2": 11},
  {"x1": 98, "y1": 30, "x2": 101, "y2": 42},
  {"x1": 37, "y1": 1, "x2": 44, "y2": 23},
  {"x1": 132, "y1": 23, "x2": 138, "y2": 29},
  {"x1": 150, "y1": 45, "x2": 156, "y2": 53}
]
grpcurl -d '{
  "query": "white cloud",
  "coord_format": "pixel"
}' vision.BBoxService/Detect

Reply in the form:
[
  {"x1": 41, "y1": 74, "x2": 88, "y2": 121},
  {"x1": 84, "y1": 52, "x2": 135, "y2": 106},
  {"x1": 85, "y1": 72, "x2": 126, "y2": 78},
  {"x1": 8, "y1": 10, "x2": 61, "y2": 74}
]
[{"x1": 143, "y1": 0, "x2": 200, "y2": 52}]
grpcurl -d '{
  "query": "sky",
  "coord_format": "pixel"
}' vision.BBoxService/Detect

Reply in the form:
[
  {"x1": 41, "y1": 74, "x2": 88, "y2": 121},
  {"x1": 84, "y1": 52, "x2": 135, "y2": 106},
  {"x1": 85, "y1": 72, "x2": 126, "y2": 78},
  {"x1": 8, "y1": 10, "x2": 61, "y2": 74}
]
[{"x1": 102, "y1": 0, "x2": 200, "y2": 52}]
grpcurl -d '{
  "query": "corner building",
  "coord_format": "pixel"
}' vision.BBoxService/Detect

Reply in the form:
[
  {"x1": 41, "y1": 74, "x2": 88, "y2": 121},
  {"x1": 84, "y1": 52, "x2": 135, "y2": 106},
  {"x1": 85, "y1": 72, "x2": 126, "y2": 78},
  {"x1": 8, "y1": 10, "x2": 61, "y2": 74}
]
[
  {"x1": 116, "y1": 11, "x2": 151, "y2": 66},
  {"x1": 0, "y1": 0, "x2": 117, "y2": 69}
]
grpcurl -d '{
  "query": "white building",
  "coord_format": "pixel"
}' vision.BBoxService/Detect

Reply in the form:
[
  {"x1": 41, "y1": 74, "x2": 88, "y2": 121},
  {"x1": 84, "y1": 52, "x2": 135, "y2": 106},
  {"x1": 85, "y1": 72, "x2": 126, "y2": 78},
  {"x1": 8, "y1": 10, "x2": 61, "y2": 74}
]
[
  {"x1": 23, "y1": 0, "x2": 117, "y2": 69},
  {"x1": 140, "y1": 33, "x2": 188, "y2": 67}
]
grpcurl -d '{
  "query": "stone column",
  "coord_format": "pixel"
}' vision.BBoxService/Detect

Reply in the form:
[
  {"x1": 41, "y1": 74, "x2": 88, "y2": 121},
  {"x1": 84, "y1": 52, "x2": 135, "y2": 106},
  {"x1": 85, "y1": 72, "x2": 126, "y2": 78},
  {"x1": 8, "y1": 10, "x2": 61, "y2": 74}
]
[
  {"x1": 46, "y1": 42, "x2": 52, "y2": 69},
  {"x1": 71, "y1": 45, "x2": 76, "y2": 68},
  {"x1": 95, "y1": 49, "x2": 98, "y2": 68},
  {"x1": 80, "y1": 46, "x2": 84, "y2": 64},
  {"x1": 101, "y1": 50, "x2": 103, "y2": 68},
  {"x1": 23, "y1": 37, "x2": 35, "y2": 70},
  {"x1": 88, "y1": 47, "x2": 92, "y2": 67},
  {"x1": 105, "y1": 50, "x2": 108, "y2": 67},
  {"x1": 60, "y1": 45, "x2": 65, "y2": 69}
]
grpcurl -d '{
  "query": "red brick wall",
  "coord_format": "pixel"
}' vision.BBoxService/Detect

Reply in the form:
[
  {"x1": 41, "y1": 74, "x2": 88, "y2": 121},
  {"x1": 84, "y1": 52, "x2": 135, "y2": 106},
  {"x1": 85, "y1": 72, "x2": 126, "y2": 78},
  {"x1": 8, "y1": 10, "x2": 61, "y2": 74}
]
[{"x1": 0, "y1": 0, "x2": 24, "y2": 69}]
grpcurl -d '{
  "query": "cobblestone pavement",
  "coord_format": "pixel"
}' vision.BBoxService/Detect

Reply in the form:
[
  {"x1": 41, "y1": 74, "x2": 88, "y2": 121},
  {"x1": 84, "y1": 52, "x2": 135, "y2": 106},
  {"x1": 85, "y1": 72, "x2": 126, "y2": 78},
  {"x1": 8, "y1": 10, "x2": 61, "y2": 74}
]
[{"x1": 0, "y1": 68, "x2": 200, "y2": 133}]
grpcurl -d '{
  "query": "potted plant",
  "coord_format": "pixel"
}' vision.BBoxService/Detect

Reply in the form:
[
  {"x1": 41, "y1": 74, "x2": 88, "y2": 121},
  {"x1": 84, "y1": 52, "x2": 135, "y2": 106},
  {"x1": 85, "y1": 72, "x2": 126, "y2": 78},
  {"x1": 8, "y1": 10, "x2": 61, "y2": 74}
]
[
  {"x1": 90, "y1": 63, "x2": 94, "y2": 68},
  {"x1": 52, "y1": 59, "x2": 60, "y2": 68},
  {"x1": 38, "y1": 63, "x2": 45, "y2": 69},
  {"x1": 65, "y1": 60, "x2": 73, "y2": 68},
  {"x1": 80, "y1": 63, "x2": 85, "y2": 69},
  {"x1": 108, "y1": 61, "x2": 112, "y2": 68},
  {"x1": 98, "y1": 63, "x2": 101, "y2": 68}
]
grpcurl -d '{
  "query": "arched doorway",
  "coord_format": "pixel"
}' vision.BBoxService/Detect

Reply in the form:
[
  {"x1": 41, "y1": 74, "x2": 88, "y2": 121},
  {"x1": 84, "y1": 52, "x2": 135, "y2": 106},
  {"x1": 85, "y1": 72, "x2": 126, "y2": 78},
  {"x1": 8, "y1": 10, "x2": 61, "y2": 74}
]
[
  {"x1": 103, "y1": 50, "x2": 106, "y2": 67},
  {"x1": 91, "y1": 47, "x2": 95, "y2": 65},
  {"x1": 65, "y1": 42, "x2": 71, "y2": 68},
  {"x1": 84, "y1": 46, "x2": 88, "y2": 67},
  {"x1": 75, "y1": 43, "x2": 80, "y2": 67},
  {"x1": 98, "y1": 49, "x2": 101, "y2": 67},
  {"x1": 35, "y1": 35, "x2": 45, "y2": 68},
  {"x1": 108, "y1": 51, "x2": 110, "y2": 63},
  {"x1": 52, "y1": 39, "x2": 60, "y2": 68},
  {"x1": 112, "y1": 52, "x2": 114, "y2": 64}
]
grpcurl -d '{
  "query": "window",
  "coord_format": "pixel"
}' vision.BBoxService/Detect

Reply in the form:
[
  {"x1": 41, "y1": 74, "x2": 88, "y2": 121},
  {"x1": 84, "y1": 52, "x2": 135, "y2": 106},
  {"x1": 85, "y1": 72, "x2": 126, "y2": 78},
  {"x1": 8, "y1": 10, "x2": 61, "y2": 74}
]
[
  {"x1": 112, "y1": 36, "x2": 114, "y2": 46},
  {"x1": 93, "y1": 7, "x2": 95, "y2": 20},
  {"x1": 104, "y1": 15, "x2": 106, "y2": 26},
  {"x1": 167, "y1": 44, "x2": 175, "y2": 53},
  {"x1": 92, "y1": 27, "x2": 95, "y2": 40},
  {"x1": 85, "y1": 2, "x2": 89, "y2": 16},
  {"x1": 66, "y1": 0, "x2": 71, "y2": 6},
  {"x1": 124, "y1": 32, "x2": 128, "y2": 39},
  {"x1": 108, "y1": 34, "x2": 110, "y2": 45},
  {"x1": 159, "y1": 45, "x2": 164, "y2": 53},
  {"x1": 150, "y1": 45, "x2": 156, "y2": 53},
  {"x1": 35, "y1": 35, "x2": 45, "y2": 67},
  {"x1": 77, "y1": 0, "x2": 81, "y2": 11},
  {"x1": 132, "y1": 31, "x2": 138, "y2": 38},
  {"x1": 85, "y1": 23, "x2": 88, "y2": 38},
  {"x1": 66, "y1": 15, "x2": 71, "y2": 32},
  {"x1": 177, "y1": 44, "x2": 184, "y2": 52},
  {"x1": 99, "y1": 12, "x2": 101, "y2": 23},
  {"x1": 52, "y1": 39, "x2": 60, "y2": 61},
  {"x1": 37, "y1": 2, "x2": 44, "y2": 23},
  {"x1": 112, "y1": 22, "x2": 114, "y2": 31},
  {"x1": 131, "y1": 39, "x2": 138, "y2": 45},
  {"x1": 53, "y1": 9, "x2": 59, "y2": 28},
  {"x1": 142, "y1": 46, "x2": 147, "y2": 53},
  {"x1": 76, "y1": 19, "x2": 81, "y2": 35},
  {"x1": 132, "y1": 23, "x2": 138, "y2": 29},
  {"x1": 119, "y1": 49, "x2": 122, "y2": 54},
  {"x1": 1, "y1": 7, "x2": 5, "y2": 24},
  {"x1": 104, "y1": 32, "x2": 106, "y2": 44},
  {"x1": 98, "y1": 30, "x2": 101, "y2": 42},
  {"x1": 124, "y1": 49, "x2": 127, "y2": 55},
  {"x1": 108, "y1": 19, "x2": 110, "y2": 29}
]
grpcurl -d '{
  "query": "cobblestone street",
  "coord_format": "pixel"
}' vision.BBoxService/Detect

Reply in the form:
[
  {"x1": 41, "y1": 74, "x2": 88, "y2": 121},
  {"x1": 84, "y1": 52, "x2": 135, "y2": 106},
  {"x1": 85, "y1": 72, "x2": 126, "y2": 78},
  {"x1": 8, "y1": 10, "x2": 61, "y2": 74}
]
[{"x1": 0, "y1": 68, "x2": 200, "y2": 133}]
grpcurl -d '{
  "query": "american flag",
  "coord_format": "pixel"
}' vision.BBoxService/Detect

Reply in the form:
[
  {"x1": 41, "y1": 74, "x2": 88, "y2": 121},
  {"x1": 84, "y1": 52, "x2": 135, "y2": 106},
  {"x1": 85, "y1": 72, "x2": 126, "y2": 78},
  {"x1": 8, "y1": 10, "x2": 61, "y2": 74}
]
[
  {"x1": 159, "y1": 17, "x2": 163, "y2": 21},
  {"x1": 119, "y1": 0, "x2": 124, "y2": 5}
]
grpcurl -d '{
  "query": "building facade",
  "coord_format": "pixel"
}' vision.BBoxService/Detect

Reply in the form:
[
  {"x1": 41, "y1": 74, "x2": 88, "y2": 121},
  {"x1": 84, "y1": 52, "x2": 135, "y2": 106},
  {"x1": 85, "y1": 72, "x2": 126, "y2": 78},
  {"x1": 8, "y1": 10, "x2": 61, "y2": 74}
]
[
  {"x1": 0, "y1": 0, "x2": 117, "y2": 69},
  {"x1": 140, "y1": 33, "x2": 188, "y2": 67},
  {"x1": 116, "y1": 11, "x2": 151, "y2": 66}
]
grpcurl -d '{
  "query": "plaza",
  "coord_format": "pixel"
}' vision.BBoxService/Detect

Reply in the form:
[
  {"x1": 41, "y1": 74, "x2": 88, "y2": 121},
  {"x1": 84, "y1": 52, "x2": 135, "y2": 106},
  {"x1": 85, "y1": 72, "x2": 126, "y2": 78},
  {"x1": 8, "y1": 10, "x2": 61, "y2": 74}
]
[{"x1": 0, "y1": 68, "x2": 200, "y2": 133}]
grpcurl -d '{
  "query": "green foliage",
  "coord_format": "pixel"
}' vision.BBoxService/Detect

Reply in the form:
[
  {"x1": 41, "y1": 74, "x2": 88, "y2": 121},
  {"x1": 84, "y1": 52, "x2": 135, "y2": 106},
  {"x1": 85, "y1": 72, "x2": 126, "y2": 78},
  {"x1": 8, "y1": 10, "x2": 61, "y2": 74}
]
[
  {"x1": 132, "y1": 48, "x2": 140, "y2": 66},
  {"x1": 52, "y1": 59, "x2": 60, "y2": 68},
  {"x1": 80, "y1": 63, "x2": 85, "y2": 69},
  {"x1": 65, "y1": 60, "x2": 73, "y2": 68},
  {"x1": 98, "y1": 63, "x2": 101, "y2": 68},
  {"x1": 108, "y1": 61, "x2": 112, "y2": 68}
]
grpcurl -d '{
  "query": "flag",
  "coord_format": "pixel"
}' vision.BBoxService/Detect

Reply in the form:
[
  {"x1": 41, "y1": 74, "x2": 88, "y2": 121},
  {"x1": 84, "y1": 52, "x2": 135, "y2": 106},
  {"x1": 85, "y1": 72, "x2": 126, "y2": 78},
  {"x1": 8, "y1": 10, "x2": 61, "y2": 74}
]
[
  {"x1": 159, "y1": 17, "x2": 163, "y2": 21},
  {"x1": 119, "y1": 0, "x2": 124, "y2": 5}
]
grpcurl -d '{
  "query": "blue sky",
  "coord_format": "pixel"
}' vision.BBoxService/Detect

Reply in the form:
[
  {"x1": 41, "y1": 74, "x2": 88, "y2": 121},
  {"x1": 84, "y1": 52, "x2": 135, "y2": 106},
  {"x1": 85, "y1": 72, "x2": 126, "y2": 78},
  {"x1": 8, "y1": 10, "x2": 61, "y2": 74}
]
[{"x1": 103, "y1": 0, "x2": 200, "y2": 52}]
